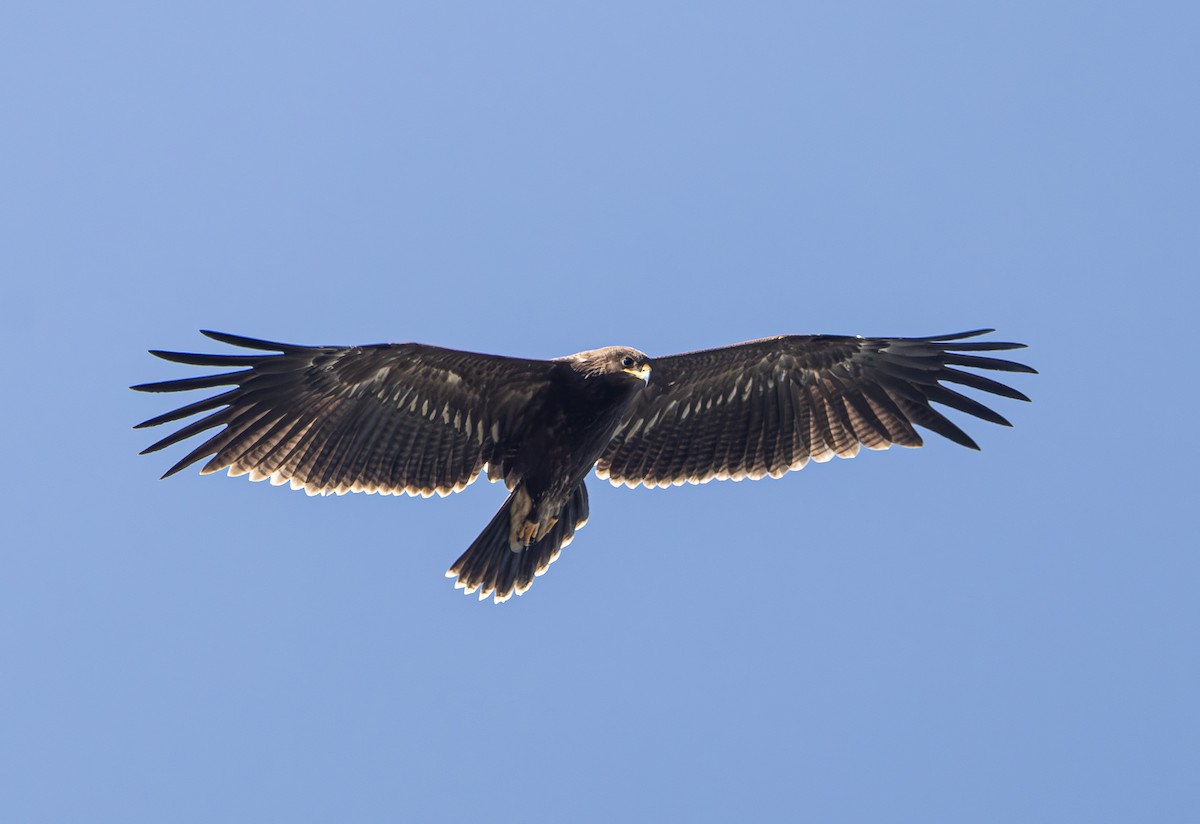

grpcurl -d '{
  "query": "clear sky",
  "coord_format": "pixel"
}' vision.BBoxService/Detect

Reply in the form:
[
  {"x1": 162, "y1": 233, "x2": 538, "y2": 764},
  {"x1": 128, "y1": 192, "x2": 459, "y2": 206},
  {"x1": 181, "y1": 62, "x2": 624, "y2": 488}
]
[{"x1": 3, "y1": 2, "x2": 1197, "y2": 822}]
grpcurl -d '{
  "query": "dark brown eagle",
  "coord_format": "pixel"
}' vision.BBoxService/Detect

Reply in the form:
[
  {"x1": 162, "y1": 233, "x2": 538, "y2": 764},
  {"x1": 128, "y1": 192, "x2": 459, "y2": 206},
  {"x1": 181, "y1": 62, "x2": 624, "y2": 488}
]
[{"x1": 133, "y1": 329, "x2": 1034, "y2": 602}]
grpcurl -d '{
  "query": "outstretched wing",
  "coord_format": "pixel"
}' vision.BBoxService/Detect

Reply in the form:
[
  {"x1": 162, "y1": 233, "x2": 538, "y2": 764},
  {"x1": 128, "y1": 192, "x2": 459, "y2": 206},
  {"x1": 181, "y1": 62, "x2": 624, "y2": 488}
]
[
  {"x1": 133, "y1": 331, "x2": 553, "y2": 497},
  {"x1": 597, "y1": 330, "x2": 1035, "y2": 489}
]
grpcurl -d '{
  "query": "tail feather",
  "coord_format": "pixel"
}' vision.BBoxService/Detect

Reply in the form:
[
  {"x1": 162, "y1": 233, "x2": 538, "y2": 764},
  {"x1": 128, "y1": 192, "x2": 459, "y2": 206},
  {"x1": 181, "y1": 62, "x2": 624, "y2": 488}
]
[{"x1": 447, "y1": 484, "x2": 590, "y2": 603}]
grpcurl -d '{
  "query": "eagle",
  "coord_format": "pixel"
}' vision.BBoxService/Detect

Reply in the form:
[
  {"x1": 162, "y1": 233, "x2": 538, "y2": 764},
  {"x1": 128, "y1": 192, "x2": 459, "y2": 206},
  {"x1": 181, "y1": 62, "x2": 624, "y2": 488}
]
[{"x1": 133, "y1": 329, "x2": 1034, "y2": 602}]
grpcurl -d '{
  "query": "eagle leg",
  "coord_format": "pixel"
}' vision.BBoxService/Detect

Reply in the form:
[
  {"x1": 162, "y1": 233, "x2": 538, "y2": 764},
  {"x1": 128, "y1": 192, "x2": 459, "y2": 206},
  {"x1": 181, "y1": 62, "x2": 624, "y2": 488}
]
[{"x1": 537, "y1": 517, "x2": 559, "y2": 542}]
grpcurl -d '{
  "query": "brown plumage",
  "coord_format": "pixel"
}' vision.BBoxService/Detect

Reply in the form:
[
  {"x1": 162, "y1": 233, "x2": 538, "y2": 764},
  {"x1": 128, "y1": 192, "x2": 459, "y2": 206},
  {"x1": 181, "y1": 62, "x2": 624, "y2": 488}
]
[{"x1": 133, "y1": 329, "x2": 1034, "y2": 602}]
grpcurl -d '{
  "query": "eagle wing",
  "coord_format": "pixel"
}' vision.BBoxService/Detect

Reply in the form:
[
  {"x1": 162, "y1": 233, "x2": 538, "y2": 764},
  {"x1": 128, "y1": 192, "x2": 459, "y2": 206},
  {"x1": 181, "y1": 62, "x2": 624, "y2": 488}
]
[
  {"x1": 133, "y1": 331, "x2": 553, "y2": 497},
  {"x1": 597, "y1": 330, "x2": 1035, "y2": 489}
]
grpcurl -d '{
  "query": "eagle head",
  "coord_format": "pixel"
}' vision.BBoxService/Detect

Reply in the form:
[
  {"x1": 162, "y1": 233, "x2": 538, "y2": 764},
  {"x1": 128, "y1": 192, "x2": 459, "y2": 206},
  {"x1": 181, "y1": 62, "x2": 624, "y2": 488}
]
[{"x1": 558, "y1": 346, "x2": 652, "y2": 383}]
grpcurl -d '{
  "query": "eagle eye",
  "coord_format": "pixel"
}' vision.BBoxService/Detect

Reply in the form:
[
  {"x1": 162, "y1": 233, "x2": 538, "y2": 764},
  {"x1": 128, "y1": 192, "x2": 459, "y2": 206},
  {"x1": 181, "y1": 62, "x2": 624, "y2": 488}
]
[{"x1": 621, "y1": 355, "x2": 636, "y2": 369}]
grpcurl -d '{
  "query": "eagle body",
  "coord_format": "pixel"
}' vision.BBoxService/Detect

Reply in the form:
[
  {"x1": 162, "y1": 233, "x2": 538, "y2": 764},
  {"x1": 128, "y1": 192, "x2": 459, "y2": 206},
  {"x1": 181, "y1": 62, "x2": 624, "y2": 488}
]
[
  {"x1": 134, "y1": 330, "x2": 1034, "y2": 602},
  {"x1": 505, "y1": 354, "x2": 646, "y2": 532},
  {"x1": 463, "y1": 348, "x2": 649, "y2": 586}
]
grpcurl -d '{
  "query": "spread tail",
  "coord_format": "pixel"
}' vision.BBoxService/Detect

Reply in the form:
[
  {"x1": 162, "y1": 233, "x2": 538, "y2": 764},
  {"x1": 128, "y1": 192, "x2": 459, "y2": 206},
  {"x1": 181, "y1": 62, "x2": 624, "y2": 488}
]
[{"x1": 446, "y1": 483, "x2": 590, "y2": 603}]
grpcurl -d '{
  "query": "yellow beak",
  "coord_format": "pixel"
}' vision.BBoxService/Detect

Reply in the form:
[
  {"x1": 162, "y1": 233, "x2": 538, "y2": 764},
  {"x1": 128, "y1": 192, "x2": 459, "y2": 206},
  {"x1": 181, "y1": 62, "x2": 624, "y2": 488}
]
[{"x1": 627, "y1": 364, "x2": 652, "y2": 383}]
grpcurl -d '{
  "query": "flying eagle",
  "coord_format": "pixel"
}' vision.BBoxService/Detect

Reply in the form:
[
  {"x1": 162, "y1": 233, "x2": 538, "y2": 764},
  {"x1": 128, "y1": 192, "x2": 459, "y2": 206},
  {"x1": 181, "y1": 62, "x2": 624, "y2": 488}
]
[{"x1": 133, "y1": 329, "x2": 1034, "y2": 602}]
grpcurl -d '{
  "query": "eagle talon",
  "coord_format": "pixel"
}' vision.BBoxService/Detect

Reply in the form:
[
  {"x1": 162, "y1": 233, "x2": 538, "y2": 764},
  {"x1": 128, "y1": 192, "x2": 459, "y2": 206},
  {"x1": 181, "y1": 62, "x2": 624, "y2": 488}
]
[{"x1": 517, "y1": 516, "x2": 559, "y2": 547}]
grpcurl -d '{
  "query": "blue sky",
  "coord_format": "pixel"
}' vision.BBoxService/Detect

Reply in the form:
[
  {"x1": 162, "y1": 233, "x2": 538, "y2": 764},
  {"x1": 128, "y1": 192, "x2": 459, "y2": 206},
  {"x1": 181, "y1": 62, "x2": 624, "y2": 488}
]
[{"x1": 3, "y1": 2, "x2": 1197, "y2": 822}]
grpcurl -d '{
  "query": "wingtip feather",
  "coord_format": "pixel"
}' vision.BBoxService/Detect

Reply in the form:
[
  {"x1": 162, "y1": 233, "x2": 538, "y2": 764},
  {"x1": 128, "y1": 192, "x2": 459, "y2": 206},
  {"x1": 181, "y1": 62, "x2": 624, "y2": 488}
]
[
  {"x1": 200, "y1": 330, "x2": 300, "y2": 351},
  {"x1": 923, "y1": 328, "x2": 994, "y2": 341}
]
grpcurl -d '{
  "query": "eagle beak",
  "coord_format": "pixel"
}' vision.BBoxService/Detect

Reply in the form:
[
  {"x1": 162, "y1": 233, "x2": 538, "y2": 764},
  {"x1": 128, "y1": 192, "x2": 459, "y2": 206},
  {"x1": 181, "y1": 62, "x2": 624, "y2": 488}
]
[{"x1": 635, "y1": 364, "x2": 651, "y2": 383}]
